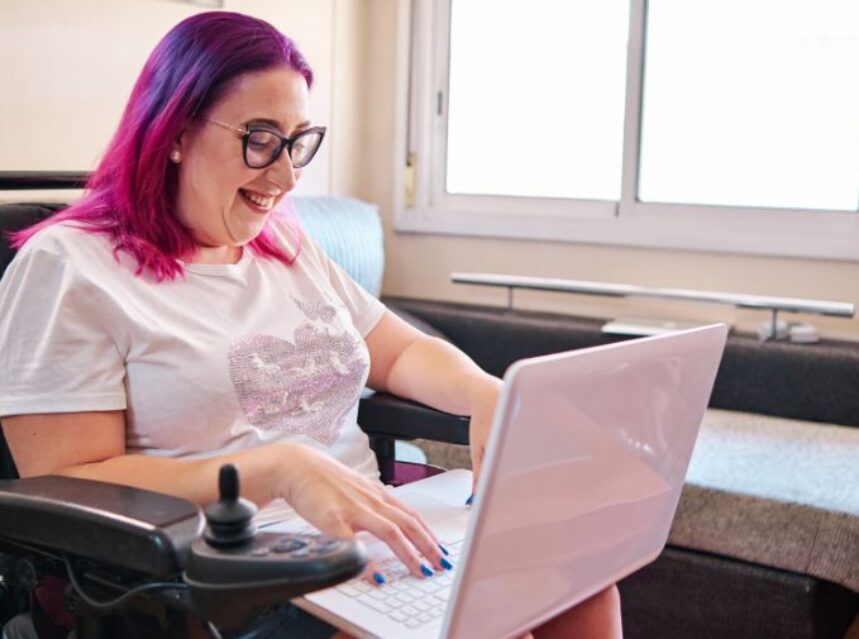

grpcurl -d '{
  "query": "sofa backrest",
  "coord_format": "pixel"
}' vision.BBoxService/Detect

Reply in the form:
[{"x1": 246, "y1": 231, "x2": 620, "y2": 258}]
[{"x1": 0, "y1": 198, "x2": 385, "y2": 291}]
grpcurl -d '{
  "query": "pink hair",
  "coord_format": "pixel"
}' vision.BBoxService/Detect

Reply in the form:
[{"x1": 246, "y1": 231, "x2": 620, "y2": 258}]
[{"x1": 12, "y1": 12, "x2": 313, "y2": 280}]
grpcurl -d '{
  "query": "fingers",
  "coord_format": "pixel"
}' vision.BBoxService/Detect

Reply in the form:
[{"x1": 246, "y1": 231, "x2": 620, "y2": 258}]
[
  {"x1": 362, "y1": 561, "x2": 387, "y2": 586},
  {"x1": 356, "y1": 499, "x2": 450, "y2": 579},
  {"x1": 377, "y1": 495, "x2": 450, "y2": 573},
  {"x1": 380, "y1": 489, "x2": 439, "y2": 545},
  {"x1": 319, "y1": 515, "x2": 382, "y2": 586},
  {"x1": 470, "y1": 445, "x2": 484, "y2": 494},
  {"x1": 283, "y1": 448, "x2": 451, "y2": 582},
  {"x1": 324, "y1": 517, "x2": 386, "y2": 586}
]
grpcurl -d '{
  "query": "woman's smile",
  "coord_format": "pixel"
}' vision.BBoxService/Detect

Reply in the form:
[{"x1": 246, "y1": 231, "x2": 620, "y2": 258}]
[{"x1": 238, "y1": 188, "x2": 280, "y2": 213}]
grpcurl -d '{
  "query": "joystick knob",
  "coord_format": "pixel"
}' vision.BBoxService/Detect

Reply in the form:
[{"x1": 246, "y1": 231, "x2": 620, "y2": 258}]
[{"x1": 203, "y1": 464, "x2": 257, "y2": 548}]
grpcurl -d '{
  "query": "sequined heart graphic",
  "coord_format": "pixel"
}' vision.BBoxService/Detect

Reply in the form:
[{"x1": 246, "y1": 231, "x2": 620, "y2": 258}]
[{"x1": 228, "y1": 322, "x2": 367, "y2": 446}]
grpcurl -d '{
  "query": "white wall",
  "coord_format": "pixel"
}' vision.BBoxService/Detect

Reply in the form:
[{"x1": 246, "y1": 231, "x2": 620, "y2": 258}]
[
  {"x1": 0, "y1": 0, "x2": 337, "y2": 198},
  {"x1": 2, "y1": 1, "x2": 857, "y2": 341}
]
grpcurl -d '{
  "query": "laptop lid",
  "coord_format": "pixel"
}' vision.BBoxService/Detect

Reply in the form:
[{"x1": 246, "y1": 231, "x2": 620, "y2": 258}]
[{"x1": 442, "y1": 324, "x2": 728, "y2": 639}]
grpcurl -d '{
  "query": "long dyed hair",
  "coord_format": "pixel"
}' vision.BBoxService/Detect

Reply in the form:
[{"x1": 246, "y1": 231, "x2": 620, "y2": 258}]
[{"x1": 13, "y1": 12, "x2": 313, "y2": 280}]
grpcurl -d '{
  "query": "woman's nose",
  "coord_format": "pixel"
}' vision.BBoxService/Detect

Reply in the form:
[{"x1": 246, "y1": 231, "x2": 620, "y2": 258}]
[{"x1": 265, "y1": 150, "x2": 299, "y2": 192}]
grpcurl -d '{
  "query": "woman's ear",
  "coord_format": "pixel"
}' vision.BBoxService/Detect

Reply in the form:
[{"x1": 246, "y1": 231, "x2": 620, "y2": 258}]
[{"x1": 170, "y1": 129, "x2": 187, "y2": 164}]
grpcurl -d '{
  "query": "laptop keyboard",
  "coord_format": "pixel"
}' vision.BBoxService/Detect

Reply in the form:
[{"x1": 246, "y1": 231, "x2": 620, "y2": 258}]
[{"x1": 334, "y1": 539, "x2": 464, "y2": 630}]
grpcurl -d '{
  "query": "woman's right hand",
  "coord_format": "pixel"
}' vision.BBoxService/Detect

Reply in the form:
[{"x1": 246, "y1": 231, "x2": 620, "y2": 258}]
[{"x1": 274, "y1": 442, "x2": 450, "y2": 582}]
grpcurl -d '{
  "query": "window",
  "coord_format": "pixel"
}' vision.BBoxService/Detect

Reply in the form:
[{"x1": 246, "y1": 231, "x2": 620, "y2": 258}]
[
  {"x1": 639, "y1": 0, "x2": 859, "y2": 212},
  {"x1": 397, "y1": 0, "x2": 859, "y2": 260},
  {"x1": 446, "y1": 0, "x2": 629, "y2": 201}
]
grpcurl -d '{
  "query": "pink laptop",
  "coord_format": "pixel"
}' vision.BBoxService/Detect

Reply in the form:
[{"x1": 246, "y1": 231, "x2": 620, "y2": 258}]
[{"x1": 274, "y1": 324, "x2": 728, "y2": 638}]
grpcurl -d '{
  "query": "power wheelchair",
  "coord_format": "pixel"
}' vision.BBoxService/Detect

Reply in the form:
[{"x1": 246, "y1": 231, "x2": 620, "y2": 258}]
[{"x1": 0, "y1": 174, "x2": 470, "y2": 639}]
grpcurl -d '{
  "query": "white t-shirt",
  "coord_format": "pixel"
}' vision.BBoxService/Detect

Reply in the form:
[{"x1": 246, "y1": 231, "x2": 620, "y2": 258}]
[{"x1": 0, "y1": 215, "x2": 386, "y2": 497}]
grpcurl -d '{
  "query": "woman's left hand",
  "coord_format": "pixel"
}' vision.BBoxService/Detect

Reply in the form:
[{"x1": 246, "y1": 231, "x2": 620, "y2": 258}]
[{"x1": 466, "y1": 375, "x2": 503, "y2": 493}]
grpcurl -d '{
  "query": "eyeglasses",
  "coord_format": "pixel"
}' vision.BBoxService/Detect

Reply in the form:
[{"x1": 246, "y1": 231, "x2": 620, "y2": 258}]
[{"x1": 203, "y1": 118, "x2": 326, "y2": 169}]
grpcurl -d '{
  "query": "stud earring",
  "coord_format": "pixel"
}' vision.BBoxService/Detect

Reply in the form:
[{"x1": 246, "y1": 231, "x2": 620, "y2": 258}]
[{"x1": 170, "y1": 150, "x2": 181, "y2": 163}]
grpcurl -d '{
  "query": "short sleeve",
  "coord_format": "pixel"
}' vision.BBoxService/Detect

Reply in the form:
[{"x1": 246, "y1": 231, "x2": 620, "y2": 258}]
[
  {"x1": 302, "y1": 232, "x2": 387, "y2": 337},
  {"x1": 0, "y1": 247, "x2": 127, "y2": 417}
]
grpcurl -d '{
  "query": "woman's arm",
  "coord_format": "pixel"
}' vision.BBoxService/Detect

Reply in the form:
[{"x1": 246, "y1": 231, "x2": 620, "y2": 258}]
[
  {"x1": 364, "y1": 311, "x2": 502, "y2": 485},
  {"x1": 1, "y1": 412, "x2": 448, "y2": 577},
  {"x1": 3, "y1": 411, "x2": 286, "y2": 505}
]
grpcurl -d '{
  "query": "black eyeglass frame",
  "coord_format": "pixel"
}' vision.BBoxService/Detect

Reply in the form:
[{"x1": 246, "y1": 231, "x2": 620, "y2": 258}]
[{"x1": 204, "y1": 118, "x2": 327, "y2": 169}]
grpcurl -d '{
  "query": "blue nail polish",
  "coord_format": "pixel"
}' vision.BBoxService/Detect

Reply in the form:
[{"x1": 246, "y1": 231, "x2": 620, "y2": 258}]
[
  {"x1": 440, "y1": 557, "x2": 454, "y2": 571},
  {"x1": 372, "y1": 572, "x2": 386, "y2": 585},
  {"x1": 465, "y1": 494, "x2": 474, "y2": 506},
  {"x1": 420, "y1": 564, "x2": 435, "y2": 577},
  {"x1": 439, "y1": 544, "x2": 450, "y2": 556}
]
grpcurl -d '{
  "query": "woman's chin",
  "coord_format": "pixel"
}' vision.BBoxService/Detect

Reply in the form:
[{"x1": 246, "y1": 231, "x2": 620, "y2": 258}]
[{"x1": 227, "y1": 220, "x2": 268, "y2": 246}]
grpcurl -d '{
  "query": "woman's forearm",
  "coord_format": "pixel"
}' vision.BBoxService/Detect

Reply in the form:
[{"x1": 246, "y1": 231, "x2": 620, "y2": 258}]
[
  {"x1": 58, "y1": 442, "x2": 296, "y2": 508},
  {"x1": 384, "y1": 335, "x2": 502, "y2": 416}
]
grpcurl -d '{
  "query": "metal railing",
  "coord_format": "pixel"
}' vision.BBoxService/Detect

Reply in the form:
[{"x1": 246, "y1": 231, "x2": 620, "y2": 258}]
[{"x1": 451, "y1": 272, "x2": 855, "y2": 340}]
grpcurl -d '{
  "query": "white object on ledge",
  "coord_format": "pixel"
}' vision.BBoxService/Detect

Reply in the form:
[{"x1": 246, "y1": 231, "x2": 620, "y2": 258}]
[
  {"x1": 757, "y1": 319, "x2": 789, "y2": 341},
  {"x1": 789, "y1": 323, "x2": 819, "y2": 344},
  {"x1": 602, "y1": 317, "x2": 727, "y2": 337}
]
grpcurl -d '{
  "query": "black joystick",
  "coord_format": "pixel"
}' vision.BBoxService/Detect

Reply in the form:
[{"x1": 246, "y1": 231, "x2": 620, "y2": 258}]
[
  {"x1": 203, "y1": 464, "x2": 257, "y2": 547},
  {"x1": 184, "y1": 464, "x2": 369, "y2": 633}
]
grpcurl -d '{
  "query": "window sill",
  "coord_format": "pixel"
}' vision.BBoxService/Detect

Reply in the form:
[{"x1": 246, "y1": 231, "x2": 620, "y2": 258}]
[{"x1": 393, "y1": 205, "x2": 859, "y2": 262}]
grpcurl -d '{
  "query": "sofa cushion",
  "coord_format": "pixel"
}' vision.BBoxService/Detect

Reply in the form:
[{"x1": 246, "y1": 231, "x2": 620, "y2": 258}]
[
  {"x1": 413, "y1": 407, "x2": 859, "y2": 592},
  {"x1": 671, "y1": 409, "x2": 859, "y2": 591},
  {"x1": 0, "y1": 198, "x2": 385, "y2": 298},
  {"x1": 292, "y1": 196, "x2": 384, "y2": 297}
]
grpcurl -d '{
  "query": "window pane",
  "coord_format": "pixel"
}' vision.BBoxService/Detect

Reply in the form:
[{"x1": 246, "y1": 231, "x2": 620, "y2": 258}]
[
  {"x1": 639, "y1": 0, "x2": 859, "y2": 212},
  {"x1": 446, "y1": 0, "x2": 629, "y2": 200}
]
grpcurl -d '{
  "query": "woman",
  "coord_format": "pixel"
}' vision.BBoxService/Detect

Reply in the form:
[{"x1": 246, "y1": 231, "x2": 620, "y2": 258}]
[{"x1": 0, "y1": 12, "x2": 621, "y2": 638}]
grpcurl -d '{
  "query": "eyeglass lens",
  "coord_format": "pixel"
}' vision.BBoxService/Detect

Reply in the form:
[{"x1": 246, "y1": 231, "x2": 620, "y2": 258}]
[{"x1": 245, "y1": 129, "x2": 324, "y2": 169}]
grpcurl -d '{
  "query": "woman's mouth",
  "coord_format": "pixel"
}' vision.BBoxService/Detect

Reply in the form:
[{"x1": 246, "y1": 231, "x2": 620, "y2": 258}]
[{"x1": 239, "y1": 189, "x2": 277, "y2": 212}]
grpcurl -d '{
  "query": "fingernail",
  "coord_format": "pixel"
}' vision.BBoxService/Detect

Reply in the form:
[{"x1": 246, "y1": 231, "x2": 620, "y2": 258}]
[
  {"x1": 440, "y1": 557, "x2": 454, "y2": 571},
  {"x1": 372, "y1": 572, "x2": 386, "y2": 585},
  {"x1": 420, "y1": 564, "x2": 435, "y2": 578},
  {"x1": 465, "y1": 494, "x2": 474, "y2": 506},
  {"x1": 439, "y1": 544, "x2": 449, "y2": 556}
]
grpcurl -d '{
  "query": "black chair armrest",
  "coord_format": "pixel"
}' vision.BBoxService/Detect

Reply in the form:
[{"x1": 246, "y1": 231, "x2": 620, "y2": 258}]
[
  {"x1": 358, "y1": 392, "x2": 469, "y2": 445},
  {"x1": 358, "y1": 393, "x2": 469, "y2": 484}
]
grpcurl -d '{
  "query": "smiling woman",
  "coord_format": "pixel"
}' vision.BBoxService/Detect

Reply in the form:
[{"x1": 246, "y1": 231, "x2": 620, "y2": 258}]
[
  {"x1": 171, "y1": 66, "x2": 315, "y2": 263},
  {"x1": 0, "y1": 10, "x2": 620, "y2": 639}
]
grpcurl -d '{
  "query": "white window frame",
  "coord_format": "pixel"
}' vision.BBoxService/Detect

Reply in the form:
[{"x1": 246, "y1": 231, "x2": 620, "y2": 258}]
[{"x1": 392, "y1": 0, "x2": 859, "y2": 261}]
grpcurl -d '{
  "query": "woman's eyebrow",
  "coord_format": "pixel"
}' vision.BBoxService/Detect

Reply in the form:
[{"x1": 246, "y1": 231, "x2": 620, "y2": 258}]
[{"x1": 247, "y1": 117, "x2": 312, "y2": 134}]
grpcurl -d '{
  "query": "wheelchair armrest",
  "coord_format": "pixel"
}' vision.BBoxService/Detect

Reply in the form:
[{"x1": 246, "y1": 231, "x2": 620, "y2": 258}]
[{"x1": 358, "y1": 392, "x2": 469, "y2": 446}]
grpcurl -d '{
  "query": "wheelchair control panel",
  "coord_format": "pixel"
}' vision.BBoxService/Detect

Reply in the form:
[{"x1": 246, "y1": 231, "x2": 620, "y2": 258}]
[{"x1": 0, "y1": 465, "x2": 368, "y2": 636}]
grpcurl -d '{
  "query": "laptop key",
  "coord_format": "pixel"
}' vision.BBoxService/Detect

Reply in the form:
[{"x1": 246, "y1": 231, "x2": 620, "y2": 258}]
[
  {"x1": 424, "y1": 595, "x2": 444, "y2": 607},
  {"x1": 413, "y1": 580, "x2": 442, "y2": 594},
  {"x1": 335, "y1": 583, "x2": 362, "y2": 597},
  {"x1": 401, "y1": 604, "x2": 420, "y2": 617},
  {"x1": 357, "y1": 596, "x2": 392, "y2": 614},
  {"x1": 388, "y1": 610, "x2": 409, "y2": 623},
  {"x1": 353, "y1": 581, "x2": 372, "y2": 593},
  {"x1": 387, "y1": 594, "x2": 408, "y2": 608}
]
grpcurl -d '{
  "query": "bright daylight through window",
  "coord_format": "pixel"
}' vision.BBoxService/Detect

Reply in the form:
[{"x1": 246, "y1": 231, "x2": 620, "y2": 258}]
[
  {"x1": 404, "y1": 0, "x2": 859, "y2": 259},
  {"x1": 639, "y1": 0, "x2": 859, "y2": 212},
  {"x1": 446, "y1": 0, "x2": 630, "y2": 201}
]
